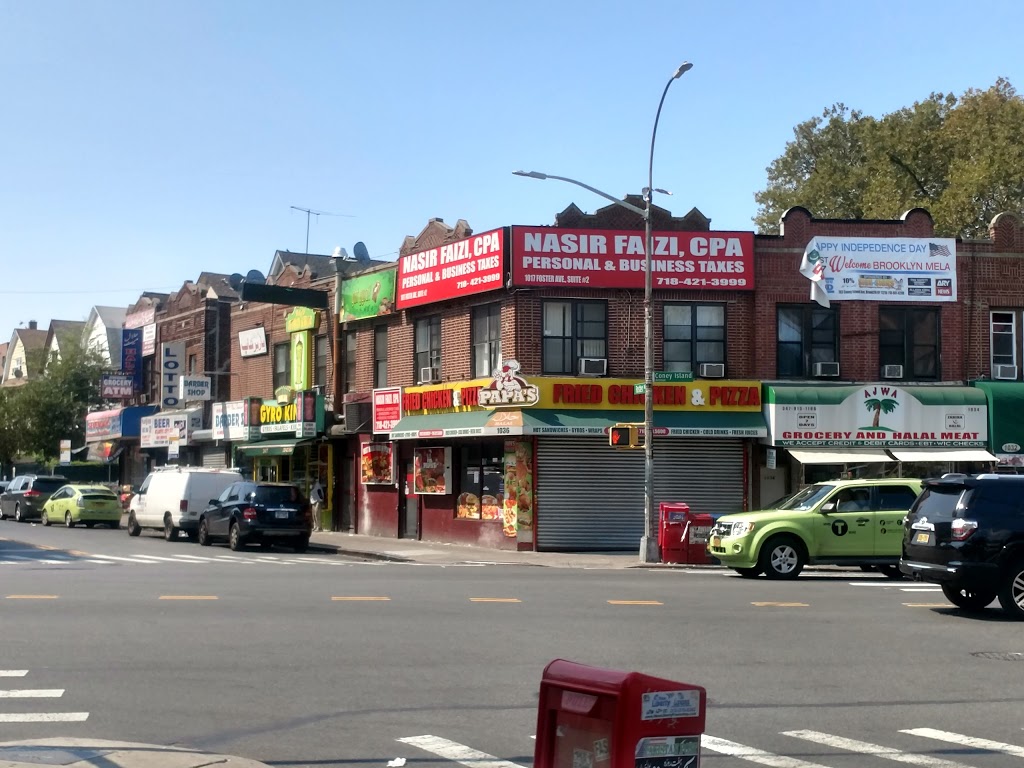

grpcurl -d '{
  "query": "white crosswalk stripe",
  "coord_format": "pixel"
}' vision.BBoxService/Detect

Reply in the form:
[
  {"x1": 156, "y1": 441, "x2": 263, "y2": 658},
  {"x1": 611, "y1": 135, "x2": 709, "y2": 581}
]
[
  {"x1": 783, "y1": 730, "x2": 973, "y2": 767},
  {"x1": 701, "y1": 735, "x2": 830, "y2": 767},
  {"x1": 902, "y1": 728, "x2": 1024, "y2": 759},
  {"x1": 0, "y1": 670, "x2": 88, "y2": 724},
  {"x1": 0, "y1": 552, "x2": 370, "y2": 566}
]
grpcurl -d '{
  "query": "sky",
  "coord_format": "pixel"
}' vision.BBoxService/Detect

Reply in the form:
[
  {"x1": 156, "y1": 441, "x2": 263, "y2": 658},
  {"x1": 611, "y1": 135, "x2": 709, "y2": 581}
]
[{"x1": 1, "y1": 0, "x2": 1021, "y2": 337}]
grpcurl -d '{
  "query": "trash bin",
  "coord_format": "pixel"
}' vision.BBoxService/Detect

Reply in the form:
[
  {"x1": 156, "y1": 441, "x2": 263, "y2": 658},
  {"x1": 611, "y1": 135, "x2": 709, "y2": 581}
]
[
  {"x1": 658, "y1": 502, "x2": 690, "y2": 564},
  {"x1": 681, "y1": 512, "x2": 715, "y2": 565}
]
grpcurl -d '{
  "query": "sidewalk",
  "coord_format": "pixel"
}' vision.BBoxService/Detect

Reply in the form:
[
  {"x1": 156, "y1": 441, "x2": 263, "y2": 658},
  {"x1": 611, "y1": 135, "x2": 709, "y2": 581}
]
[
  {"x1": 307, "y1": 530, "x2": 699, "y2": 569},
  {"x1": 0, "y1": 737, "x2": 270, "y2": 768}
]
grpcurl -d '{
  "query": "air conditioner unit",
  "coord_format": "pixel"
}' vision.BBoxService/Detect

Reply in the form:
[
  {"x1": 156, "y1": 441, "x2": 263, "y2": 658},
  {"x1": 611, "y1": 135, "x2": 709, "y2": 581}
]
[
  {"x1": 578, "y1": 357, "x2": 608, "y2": 377},
  {"x1": 994, "y1": 364, "x2": 1019, "y2": 380},
  {"x1": 813, "y1": 361, "x2": 840, "y2": 377},
  {"x1": 882, "y1": 364, "x2": 904, "y2": 379},
  {"x1": 419, "y1": 366, "x2": 441, "y2": 384},
  {"x1": 139, "y1": 394, "x2": 149, "y2": 404},
  {"x1": 698, "y1": 363, "x2": 726, "y2": 378}
]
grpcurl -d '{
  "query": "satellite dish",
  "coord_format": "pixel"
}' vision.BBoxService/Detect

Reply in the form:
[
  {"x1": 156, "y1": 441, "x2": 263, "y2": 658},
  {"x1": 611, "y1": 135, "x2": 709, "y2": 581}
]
[
  {"x1": 353, "y1": 242, "x2": 370, "y2": 262},
  {"x1": 227, "y1": 273, "x2": 244, "y2": 291},
  {"x1": 245, "y1": 269, "x2": 266, "y2": 285},
  {"x1": 332, "y1": 246, "x2": 342, "y2": 258}
]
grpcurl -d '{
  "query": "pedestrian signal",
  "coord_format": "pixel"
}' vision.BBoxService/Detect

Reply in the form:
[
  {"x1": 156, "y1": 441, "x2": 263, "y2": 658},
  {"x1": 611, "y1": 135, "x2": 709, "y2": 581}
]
[{"x1": 609, "y1": 424, "x2": 640, "y2": 449}]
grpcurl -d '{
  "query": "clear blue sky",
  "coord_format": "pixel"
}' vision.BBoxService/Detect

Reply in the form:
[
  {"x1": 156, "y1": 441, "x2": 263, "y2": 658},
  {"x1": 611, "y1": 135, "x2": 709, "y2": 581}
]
[{"x1": 1, "y1": 0, "x2": 1020, "y2": 337}]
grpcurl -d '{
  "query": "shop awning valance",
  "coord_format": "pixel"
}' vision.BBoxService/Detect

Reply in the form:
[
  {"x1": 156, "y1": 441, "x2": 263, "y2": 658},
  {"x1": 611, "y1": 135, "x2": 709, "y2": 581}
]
[
  {"x1": 235, "y1": 438, "x2": 314, "y2": 457},
  {"x1": 787, "y1": 449, "x2": 894, "y2": 465},
  {"x1": 765, "y1": 384, "x2": 989, "y2": 407},
  {"x1": 888, "y1": 449, "x2": 997, "y2": 463},
  {"x1": 389, "y1": 411, "x2": 497, "y2": 440},
  {"x1": 972, "y1": 381, "x2": 1024, "y2": 464}
]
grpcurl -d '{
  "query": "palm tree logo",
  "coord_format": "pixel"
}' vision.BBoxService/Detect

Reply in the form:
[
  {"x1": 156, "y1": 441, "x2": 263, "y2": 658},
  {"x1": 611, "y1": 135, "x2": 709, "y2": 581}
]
[{"x1": 864, "y1": 396, "x2": 899, "y2": 428}]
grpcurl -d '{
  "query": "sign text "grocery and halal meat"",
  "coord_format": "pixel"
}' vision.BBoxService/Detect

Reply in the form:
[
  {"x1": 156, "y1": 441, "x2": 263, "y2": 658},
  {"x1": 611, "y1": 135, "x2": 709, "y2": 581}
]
[{"x1": 397, "y1": 228, "x2": 504, "y2": 309}]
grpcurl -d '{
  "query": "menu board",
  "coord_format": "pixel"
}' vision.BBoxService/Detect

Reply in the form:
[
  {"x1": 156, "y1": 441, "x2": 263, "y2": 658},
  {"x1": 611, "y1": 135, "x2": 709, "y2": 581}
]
[
  {"x1": 413, "y1": 447, "x2": 451, "y2": 495},
  {"x1": 360, "y1": 442, "x2": 395, "y2": 485}
]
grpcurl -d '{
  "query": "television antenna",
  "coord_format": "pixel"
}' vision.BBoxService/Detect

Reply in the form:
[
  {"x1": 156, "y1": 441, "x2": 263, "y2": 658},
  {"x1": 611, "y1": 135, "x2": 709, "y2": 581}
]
[{"x1": 290, "y1": 206, "x2": 356, "y2": 253}]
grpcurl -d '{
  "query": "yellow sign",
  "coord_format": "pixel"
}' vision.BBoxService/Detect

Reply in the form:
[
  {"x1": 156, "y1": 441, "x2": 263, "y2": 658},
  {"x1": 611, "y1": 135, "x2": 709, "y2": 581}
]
[
  {"x1": 290, "y1": 330, "x2": 311, "y2": 392},
  {"x1": 285, "y1": 307, "x2": 320, "y2": 333}
]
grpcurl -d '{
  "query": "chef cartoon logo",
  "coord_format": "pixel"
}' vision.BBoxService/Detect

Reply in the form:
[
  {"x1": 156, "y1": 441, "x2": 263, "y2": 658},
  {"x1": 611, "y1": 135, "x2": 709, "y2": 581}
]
[{"x1": 478, "y1": 359, "x2": 540, "y2": 408}]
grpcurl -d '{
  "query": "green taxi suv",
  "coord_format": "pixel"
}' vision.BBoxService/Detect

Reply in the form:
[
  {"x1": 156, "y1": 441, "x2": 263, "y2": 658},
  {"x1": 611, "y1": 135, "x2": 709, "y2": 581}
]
[
  {"x1": 707, "y1": 478, "x2": 923, "y2": 579},
  {"x1": 42, "y1": 484, "x2": 123, "y2": 529}
]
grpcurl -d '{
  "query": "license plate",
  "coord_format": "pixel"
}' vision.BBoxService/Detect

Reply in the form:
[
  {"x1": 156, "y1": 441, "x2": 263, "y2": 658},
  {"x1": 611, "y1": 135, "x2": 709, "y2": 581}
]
[
  {"x1": 711, "y1": 536, "x2": 721, "y2": 548},
  {"x1": 914, "y1": 531, "x2": 932, "y2": 545},
  {"x1": 275, "y1": 510, "x2": 289, "y2": 519}
]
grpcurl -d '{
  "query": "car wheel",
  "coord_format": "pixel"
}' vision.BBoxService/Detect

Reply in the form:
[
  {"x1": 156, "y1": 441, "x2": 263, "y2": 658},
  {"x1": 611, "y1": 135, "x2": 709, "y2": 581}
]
[
  {"x1": 163, "y1": 517, "x2": 178, "y2": 542},
  {"x1": 14, "y1": 504, "x2": 23, "y2": 522},
  {"x1": 877, "y1": 564, "x2": 904, "y2": 580},
  {"x1": 197, "y1": 518, "x2": 211, "y2": 547},
  {"x1": 733, "y1": 567, "x2": 762, "y2": 579},
  {"x1": 65, "y1": 512, "x2": 75, "y2": 528},
  {"x1": 41, "y1": 512, "x2": 50, "y2": 527},
  {"x1": 127, "y1": 512, "x2": 141, "y2": 537},
  {"x1": 228, "y1": 522, "x2": 243, "y2": 551},
  {"x1": 759, "y1": 536, "x2": 805, "y2": 580},
  {"x1": 293, "y1": 537, "x2": 310, "y2": 554},
  {"x1": 997, "y1": 562, "x2": 1024, "y2": 620},
  {"x1": 941, "y1": 584, "x2": 995, "y2": 611}
]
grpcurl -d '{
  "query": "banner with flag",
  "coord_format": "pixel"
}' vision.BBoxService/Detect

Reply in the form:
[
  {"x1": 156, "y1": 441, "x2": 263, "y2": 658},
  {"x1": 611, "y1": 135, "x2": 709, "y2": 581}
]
[{"x1": 797, "y1": 236, "x2": 956, "y2": 304}]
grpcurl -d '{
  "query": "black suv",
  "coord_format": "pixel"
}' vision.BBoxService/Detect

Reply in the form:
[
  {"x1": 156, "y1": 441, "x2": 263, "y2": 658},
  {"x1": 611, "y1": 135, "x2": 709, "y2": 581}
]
[
  {"x1": 197, "y1": 481, "x2": 312, "y2": 552},
  {"x1": 900, "y1": 473, "x2": 1024, "y2": 618},
  {"x1": 0, "y1": 475, "x2": 68, "y2": 522}
]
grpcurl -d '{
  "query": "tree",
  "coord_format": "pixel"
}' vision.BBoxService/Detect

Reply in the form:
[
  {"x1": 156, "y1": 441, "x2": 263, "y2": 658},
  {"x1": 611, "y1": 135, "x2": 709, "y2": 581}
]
[
  {"x1": 0, "y1": 388, "x2": 24, "y2": 468},
  {"x1": 754, "y1": 79, "x2": 1024, "y2": 238}
]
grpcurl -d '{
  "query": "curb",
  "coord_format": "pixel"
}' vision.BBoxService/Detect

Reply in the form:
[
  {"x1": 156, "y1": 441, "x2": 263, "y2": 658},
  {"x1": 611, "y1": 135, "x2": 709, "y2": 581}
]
[
  {"x1": 0, "y1": 737, "x2": 271, "y2": 768},
  {"x1": 307, "y1": 542, "x2": 413, "y2": 563}
]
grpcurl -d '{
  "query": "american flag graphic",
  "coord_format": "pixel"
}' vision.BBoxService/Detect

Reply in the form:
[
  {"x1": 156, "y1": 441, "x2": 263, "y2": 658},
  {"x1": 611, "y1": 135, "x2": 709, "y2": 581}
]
[{"x1": 929, "y1": 242, "x2": 952, "y2": 258}]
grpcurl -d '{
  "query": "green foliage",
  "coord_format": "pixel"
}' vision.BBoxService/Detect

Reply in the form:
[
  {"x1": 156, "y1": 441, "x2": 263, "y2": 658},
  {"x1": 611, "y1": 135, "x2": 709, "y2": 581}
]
[
  {"x1": 0, "y1": 388, "x2": 23, "y2": 466},
  {"x1": 754, "y1": 79, "x2": 1024, "y2": 238}
]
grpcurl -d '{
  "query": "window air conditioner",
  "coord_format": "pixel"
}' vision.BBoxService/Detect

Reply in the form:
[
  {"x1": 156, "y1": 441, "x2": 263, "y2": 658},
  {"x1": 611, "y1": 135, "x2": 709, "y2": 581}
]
[
  {"x1": 882, "y1": 364, "x2": 904, "y2": 379},
  {"x1": 994, "y1": 364, "x2": 1019, "y2": 380},
  {"x1": 139, "y1": 394, "x2": 149, "y2": 404},
  {"x1": 419, "y1": 366, "x2": 441, "y2": 384},
  {"x1": 698, "y1": 363, "x2": 726, "y2": 378},
  {"x1": 578, "y1": 358, "x2": 608, "y2": 377},
  {"x1": 813, "y1": 361, "x2": 840, "y2": 377}
]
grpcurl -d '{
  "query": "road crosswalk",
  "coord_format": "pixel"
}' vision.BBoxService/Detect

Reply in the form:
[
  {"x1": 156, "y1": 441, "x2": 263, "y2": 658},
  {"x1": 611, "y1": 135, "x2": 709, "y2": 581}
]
[
  {"x1": 0, "y1": 670, "x2": 88, "y2": 724},
  {"x1": 0, "y1": 551, "x2": 383, "y2": 567}
]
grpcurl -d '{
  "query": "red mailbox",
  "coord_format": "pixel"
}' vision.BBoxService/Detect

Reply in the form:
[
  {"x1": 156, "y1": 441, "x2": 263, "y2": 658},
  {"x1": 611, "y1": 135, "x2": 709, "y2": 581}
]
[
  {"x1": 658, "y1": 502, "x2": 690, "y2": 563},
  {"x1": 680, "y1": 513, "x2": 715, "y2": 566},
  {"x1": 534, "y1": 659, "x2": 706, "y2": 768}
]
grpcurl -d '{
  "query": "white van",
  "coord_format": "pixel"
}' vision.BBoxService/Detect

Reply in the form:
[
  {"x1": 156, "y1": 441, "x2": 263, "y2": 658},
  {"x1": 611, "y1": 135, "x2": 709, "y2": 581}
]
[{"x1": 128, "y1": 467, "x2": 243, "y2": 541}]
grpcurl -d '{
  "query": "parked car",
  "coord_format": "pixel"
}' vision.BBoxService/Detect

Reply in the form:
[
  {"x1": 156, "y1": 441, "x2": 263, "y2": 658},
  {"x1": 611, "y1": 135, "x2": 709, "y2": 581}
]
[
  {"x1": 707, "y1": 477, "x2": 923, "y2": 579},
  {"x1": 127, "y1": 467, "x2": 243, "y2": 541},
  {"x1": 900, "y1": 473, "x2": 1024, "y2": 618},
  {"x1": 42, "y1": 484, "x2": 123, "y2": 528},
  {"x1": 197, "y1": 481, "x2": 312, "y2": 552},
  {"x1": 0, "y1": 475, "x2": 69, "y2": 522}
]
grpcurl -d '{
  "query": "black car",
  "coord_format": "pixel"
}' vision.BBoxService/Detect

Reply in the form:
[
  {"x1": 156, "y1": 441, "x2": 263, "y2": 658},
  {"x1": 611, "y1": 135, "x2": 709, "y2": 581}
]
[
  {"x1": 0, "y1": 475, "x2": 69, "y2": 522},
  {"x1": 900, "y1": 473, "x2": 1024, "y2": 618},
  {"x1": 197, "y1": 481, "x2": 312, "y2": 552}
]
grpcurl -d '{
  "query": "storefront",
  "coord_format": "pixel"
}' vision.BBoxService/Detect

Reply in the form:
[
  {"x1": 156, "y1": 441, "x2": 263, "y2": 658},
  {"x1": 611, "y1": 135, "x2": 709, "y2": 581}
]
[
  {"x1": 763, "y1": 383, "x2": 996, "y2": 505},
  {"x1": 84, "y1": 405, "x2": 157, "y2": 487},
  {"x1": 140, "y1": 408, "x2": 203, "y2": 467},
  {"x1": 372, "y1": 365, "x2": 766, "y2": 552},
  {"x1": 972, "y1": 381, "x2": 1024, "y2": 471}
]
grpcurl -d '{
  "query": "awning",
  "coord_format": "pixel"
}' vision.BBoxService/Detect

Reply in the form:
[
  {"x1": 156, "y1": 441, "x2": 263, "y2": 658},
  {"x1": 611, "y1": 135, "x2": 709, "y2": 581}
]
[
  {"x1": 86, "y1": 441, "x2": 124, "y2": 464},
  {"x1": 972, "y1": 381, "x2": 1024, "y2": 464},
  {"x1": 787, "y1": 449, "x2": 894, "y2": 465},
  {"x1": 235, "y1": 438, "x2": 313, "y2": 457},
  {"x1": 389, "y1": 411, "x2": 496, "y2": 440},
  {"x1": 653, "y1": 411, "x2": 767, "y2": 437},
  {"x1": 889, "y1": 449, "x2": 998, "y2": 463}
]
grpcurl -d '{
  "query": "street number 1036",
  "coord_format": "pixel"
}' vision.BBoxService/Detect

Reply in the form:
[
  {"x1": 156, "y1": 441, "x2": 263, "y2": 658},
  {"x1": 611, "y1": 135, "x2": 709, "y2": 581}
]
[
  {"x1": 656, "y1": 277, "x2": 747, "y2": 287},
  {"x1": 496, "y1": 427, "x2": 511, "y2": 434}
]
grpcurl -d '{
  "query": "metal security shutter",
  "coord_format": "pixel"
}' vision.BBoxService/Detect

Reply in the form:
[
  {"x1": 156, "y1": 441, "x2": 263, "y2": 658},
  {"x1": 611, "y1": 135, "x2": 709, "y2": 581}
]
[
  {"x1": 200, "y1": 443, "x2": 228, "y2": 469},
  {"x1": 653, "y1": 439, "x2": 744, "y2": 517},
  {"x1": 536, "y1": 438, "x2": 644, "y2": 551}
]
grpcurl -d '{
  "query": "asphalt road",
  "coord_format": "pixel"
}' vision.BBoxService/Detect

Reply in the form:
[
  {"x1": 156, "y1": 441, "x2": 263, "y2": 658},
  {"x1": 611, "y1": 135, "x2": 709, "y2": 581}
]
[{"x1": 2, "y1": 517, "x2": 1023, "y2": 768}]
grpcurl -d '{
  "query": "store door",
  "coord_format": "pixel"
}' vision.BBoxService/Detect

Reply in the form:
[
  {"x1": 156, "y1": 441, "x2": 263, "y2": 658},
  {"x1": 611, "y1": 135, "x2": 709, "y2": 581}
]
[
  {"x1": 400, "y1": 460, "x2": 419, "y2": 539},
  {"x1": 341, "y1": 455, "x2": 355, "y2": 532}
]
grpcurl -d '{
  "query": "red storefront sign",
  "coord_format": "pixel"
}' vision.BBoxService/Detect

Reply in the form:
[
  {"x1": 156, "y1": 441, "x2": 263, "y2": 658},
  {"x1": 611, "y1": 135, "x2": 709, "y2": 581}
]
[
  {"x1": 372, "y1": 387, "x2": 403, "y2": 433},
  {"x1": 396, "y1": 228, "x2": 505, "y2": 309},
  {"x1": 511, "y1": 226, "x2": 755, "y2": 289}
]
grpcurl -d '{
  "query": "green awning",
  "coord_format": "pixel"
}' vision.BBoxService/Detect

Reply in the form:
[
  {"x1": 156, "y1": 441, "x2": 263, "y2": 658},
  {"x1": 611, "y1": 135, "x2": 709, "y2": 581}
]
[
  {"x1": 389, "y1": 411, "x2": 496, "y2": 440},
  {"x1": 973, "y1": 381, "x2": 1024, "y2": 464},
  {"x1": 235, "y1": 438, "x2": 313, "y2": 456},
  {"x1": 765, "y1": 384, "x2": 988, "y2": 407},
  {"x1": 521, "y1": 409, "x2": 765, "y2": 437}
]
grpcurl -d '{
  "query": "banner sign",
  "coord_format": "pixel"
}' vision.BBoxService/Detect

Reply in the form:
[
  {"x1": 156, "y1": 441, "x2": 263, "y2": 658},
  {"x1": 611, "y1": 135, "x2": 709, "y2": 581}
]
[
  {"x1": 142, "y1": 323, "x2": 157, "y2": 356},
  {"x1": 179, "y1": 375, "x2": 211, "y2": 401},
  {"x1": 160, "y1": 342, "x2": 186, "y2": 409},
  {"x1": 397, "y1": 228, "x2": 504, "y2": 309},
  {"x1": 121, "y1": 328, "x2": 142, "y2": 394},
  {"x1": 801, "y1": 236, "x2": 957, "y2": 304},
  {"x1": 341, "y1": 270, "x2": 396, "y2": 321},
  {"x1": 141, "y1": 409, "x2": 202, "y2": 448},
  {"x1": 212, "y1": 400, "x2": 256, "y2": 441},
  {"x1": 86, "y1": 409, "x2": 124, "y2": 442},
  {"x1": 372, "y1": 387, "x2": 403, "y2": 433},
  {"x1": 510, "y1": 226, "x2": 755, "y2": 290},
  {"x1": 360, "y1": 441, "x2": 395, "y2": 485},
  {"x1": 239, "y1": 327, "x2": 268, "y2": 358},
  {"x1": 412, "y1": 447, "x2": 451, "y2": 495},
  {"x1": 101, "y1": 373, "x2": 135, "y2": 399}
]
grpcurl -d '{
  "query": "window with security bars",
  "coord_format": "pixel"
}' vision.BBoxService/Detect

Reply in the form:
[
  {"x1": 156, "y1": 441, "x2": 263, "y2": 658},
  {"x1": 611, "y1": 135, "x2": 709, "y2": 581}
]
[
  {"x1": 472, "y1": 303, "x2": 502, "y2": 378},
  {"x1": 542, "y1": 300, "x2": 607, "y2": 375},
  {"x1": 663, "y1": 303, "x2": 725, "y2": 372},
  {"x1": 777, "y1": 305, "x2": 838, "y2": 378},
  {"x1": 879, "y1": 307, "x2": 939, "y2": 380},
  {"x1": 991, "y1": 311, "x2": 1018, "y2": 378}
]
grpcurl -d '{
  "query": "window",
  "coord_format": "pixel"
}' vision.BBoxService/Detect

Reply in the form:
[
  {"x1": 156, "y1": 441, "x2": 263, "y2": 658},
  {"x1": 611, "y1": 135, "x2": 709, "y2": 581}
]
[
  {"x1": 991, "y1": 311, "x2": 1017, "y2": 377},
  {"x1": 472, "y1": 303, "x2": 502, "y2": 378},
  {"x1": 344, "y1": 333, "x2": 357, "y2": 394},
  {"x1": 314, "y1": 335, "x2": 328, "y2": 389},
  {"x1": 415, "y1": 316, "x2": 442, "y2": 382},
  {"x1": 374, "y1": 326, "x2": 388, "y2": 387},
  {"x1": 457, "y1": 443, "x2": 504, "y2": 520},
  {"x1": 187, "y1": 354, "x2": 197, "y2": 374},
  {"x1": 663, "y1": 303, "x2": 725, "y2": 372},
  {"x1": 877, "y1": 484, "x2": 922, "y2": 512},
  {"x1": 777, "y1": 305, "x2": 838, "y2": 378},
  {"x1": 879, "y1": 307, "x2": 939, "y2": 380},
  {"x1": 272, "y1": 343, "x2": 289, "y2": 390},
  {"x1": 542, "y1": 300, "x2": 607, "y2": 375}
]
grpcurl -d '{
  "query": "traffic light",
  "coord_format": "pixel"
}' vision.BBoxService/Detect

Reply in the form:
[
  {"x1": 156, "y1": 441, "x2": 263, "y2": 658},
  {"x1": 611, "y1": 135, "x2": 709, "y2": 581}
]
[{"x1": 609, "y1": 423, "x2": 640, "y2": 449}]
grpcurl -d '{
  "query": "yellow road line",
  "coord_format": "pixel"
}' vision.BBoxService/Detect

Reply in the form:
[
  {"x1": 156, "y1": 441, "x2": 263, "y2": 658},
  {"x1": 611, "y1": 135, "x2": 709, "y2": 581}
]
[
  {"x1": 469, "y1": 597, "x2": 521, "y2": 603},
  {"x1": 903, "y1": 602, "x2": 949, "y2": 607},
  {"x1": 331, "y1": 596, "x2": 391, "y2": 601},
  {"x1": 751, "y1": 601, "x2": 809, "y2": 607},
  {"x1": 607, "y1": 600, "x2": 663, "y2": 606},
  {"x1": 6, "y1": 595, "x2": 59, "y2": 600},
  {"x1": 158, "y1": 596, "x2": 218, "y2": 601}
]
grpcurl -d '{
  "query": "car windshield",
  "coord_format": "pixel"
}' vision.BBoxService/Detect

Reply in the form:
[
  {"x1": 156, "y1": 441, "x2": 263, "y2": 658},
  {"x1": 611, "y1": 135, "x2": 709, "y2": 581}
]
[
  {"x1": 252, "y1": 486, "x2": 303, "y2": 505},
  {"x1": 773, "y1": 484, "x2": 836, "y2": 511},
  {"x1": 33, "y1": 478, "x2": 68, "y2": 493}
]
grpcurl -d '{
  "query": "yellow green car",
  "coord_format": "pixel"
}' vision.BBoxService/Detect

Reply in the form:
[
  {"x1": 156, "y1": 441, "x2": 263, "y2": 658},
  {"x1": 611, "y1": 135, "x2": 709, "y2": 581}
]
[
  {"x1": 707, "y1": 478, "x2": 922, "y2": 580},
  {"x1": 41, "y1": 484, "x2": 123, "y2": 529}
]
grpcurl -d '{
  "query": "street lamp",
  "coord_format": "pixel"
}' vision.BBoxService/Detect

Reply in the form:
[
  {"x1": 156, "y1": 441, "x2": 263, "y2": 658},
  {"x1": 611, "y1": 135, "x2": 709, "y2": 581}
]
[{"x1": 514, "y1": 61, "x2": 692, "y2": 563}]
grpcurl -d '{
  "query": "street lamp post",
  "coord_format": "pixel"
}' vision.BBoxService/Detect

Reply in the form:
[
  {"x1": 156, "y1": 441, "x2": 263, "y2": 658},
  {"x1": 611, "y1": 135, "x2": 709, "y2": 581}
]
[{"x1": 513, "y1": 61, "x2": 692, "y2": 563}]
